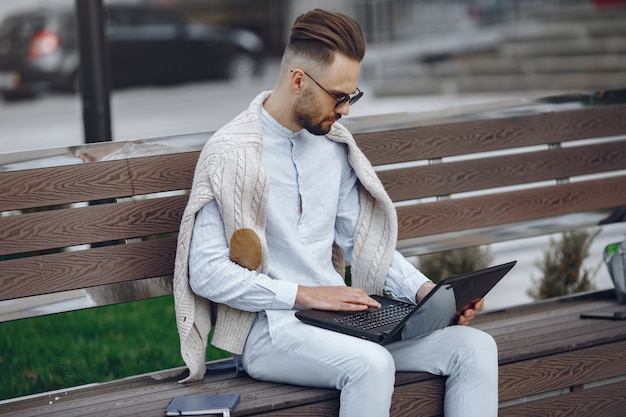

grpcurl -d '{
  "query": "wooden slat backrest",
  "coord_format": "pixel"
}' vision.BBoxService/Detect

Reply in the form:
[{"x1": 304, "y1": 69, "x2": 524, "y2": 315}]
[
  {"x1": 355, "y1": 104, "x2": 626, "y2": 164},
  {"x1": 0, "y1": 151, "x2": 199, "y2": 300},
  {"x1": 0, "y1": 160, "x2": 133, "y2": 212},
  {"x1": 396, "y1": 175, "x2": 626, "y2": 240},
  {"x1": 1, "y1": 101, "x2": 625, "y2": 305},
  {"x1": 376, "y1": 141, "x2": 626, "y2": 201},
  {"x1": 0, "y1": 152, "x2": 198, "y2": 212},
  {"x1": 0, "y1": 196, "x2": 187, "y2": 256},
  {"x1": 127, "y1": 152, "x2": 198, "y2": 195},
  {"x1": 1, "y1": 239, "x2": 177, "y2": 301},
  {"x1": 353, "y1": 103, "x2": 626, "y2": 246}
]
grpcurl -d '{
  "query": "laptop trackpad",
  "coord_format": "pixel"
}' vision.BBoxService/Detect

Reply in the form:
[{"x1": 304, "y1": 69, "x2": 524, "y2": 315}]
[{"x1": 401, "y1": 286, "x2": 457, "y2": 340}]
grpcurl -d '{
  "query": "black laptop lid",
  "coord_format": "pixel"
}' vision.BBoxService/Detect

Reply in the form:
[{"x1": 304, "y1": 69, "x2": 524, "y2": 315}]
[{"x1": 384, "y1": 260, "x2": 517, "y2": 343}]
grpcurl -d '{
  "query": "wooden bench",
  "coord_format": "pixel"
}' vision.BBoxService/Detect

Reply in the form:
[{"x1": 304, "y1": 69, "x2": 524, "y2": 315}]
[{"x1": 1, "y1": 88, "x2": 626, "y2": 416}]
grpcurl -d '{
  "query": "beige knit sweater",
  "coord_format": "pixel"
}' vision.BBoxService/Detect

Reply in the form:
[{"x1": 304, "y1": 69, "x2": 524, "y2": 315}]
[{"x1": 173, "y1": 91, "x2": 399, "y2": 382}]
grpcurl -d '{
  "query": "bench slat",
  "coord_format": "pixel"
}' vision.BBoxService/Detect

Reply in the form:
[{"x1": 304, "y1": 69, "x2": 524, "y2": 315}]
[
  {"x1": 389, "y1": 377, "x2": 444, "y2": 416},
  {"x1": 0, "y1": 196, "x2": 186, "y2": 256},
  {"x1": 127, "y1": 152, "x2": 197, "y2": 195},
  {"x1": 497, "y1": 321, "x2": 626, "y2": 363},
  {"x1": 0, "y1": 371, "x2": 336, "y2": 417},
  {"x1": 473, "y1": 291, "x2": 619, "y2": 331},
  {"x1": 0, "y1": 160, "x2": 133, "y2": 212},
  {"x1": 0, "y1": 368, "x2": 445, "y2": 417},
  {"x1": 396, "y1": 175, "x2": 626, "y2": 240},
  {"x1": 475, "y1": 294, "x2": 622, "y2": 335},
  {"x1": 356, "y1": 104, "x2": 626, "y2": 165},
  {"x1": 498, "y1": 378, "x2": 626, "y2": 417},
  {"x1": 379, "y1": 141, "x2": 626, "y2": 201},
  {"x1": 498, "y1": 339, "x2": 626, "y2": 402},
  {"x1": 0, "y1": 238, "x2": 176, "y2": 300}
]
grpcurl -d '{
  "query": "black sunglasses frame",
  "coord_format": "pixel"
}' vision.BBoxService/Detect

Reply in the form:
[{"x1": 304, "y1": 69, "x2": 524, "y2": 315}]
[{"x1": 302, "y1": 71, "x2": 363, "y2": 108}]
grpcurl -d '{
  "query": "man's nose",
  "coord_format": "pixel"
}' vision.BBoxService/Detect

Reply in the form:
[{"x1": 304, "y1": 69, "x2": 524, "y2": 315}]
[{"x1": 336, "y1": 101, "x2": 350, "y2": 116}]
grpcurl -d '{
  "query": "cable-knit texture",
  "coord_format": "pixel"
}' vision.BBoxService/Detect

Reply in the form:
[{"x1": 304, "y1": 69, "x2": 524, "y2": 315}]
[{"x1": 173, "y1": 91, "x2": 398, "y2": 382}]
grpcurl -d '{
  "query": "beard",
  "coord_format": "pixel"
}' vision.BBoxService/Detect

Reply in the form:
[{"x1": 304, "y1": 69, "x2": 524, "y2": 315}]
[{"x1": 294, "y1": 88, "x2": 341, "y2": 135}]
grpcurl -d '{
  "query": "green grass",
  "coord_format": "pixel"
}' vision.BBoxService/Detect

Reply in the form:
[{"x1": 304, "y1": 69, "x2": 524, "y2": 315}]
[{"x1": 0, "y1": 295, "x2": 230, "y2": 400}]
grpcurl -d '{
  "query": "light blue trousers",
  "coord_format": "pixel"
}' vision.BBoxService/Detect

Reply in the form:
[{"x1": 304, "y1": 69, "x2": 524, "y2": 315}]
[{"x1": 242, "y1": 309, "x2": 498, "y2": 417}]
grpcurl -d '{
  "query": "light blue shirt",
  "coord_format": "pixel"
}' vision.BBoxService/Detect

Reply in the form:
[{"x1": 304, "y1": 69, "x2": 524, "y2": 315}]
[{"x1": 189, "y1": 107, "x2": 429, "y2": 315}]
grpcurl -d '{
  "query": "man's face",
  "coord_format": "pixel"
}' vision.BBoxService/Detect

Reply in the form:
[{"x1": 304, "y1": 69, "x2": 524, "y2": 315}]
[{"x1": 294, "y1": 54, "x2": 361, "y2": 135}]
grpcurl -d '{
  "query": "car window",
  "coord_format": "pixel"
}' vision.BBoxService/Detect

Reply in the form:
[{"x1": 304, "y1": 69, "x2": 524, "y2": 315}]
[
  {"x1": 137, "y1": 9, "x2": 181, "y2": 26},
  {"x1": 105, "y1": 7, "x2": 184, "y2": 41},
  {"x1": 106, "y1": 7, "x2": 181, "y2": 29}
]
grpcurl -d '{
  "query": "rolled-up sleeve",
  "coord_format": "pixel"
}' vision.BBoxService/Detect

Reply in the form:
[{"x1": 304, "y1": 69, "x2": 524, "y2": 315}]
[{"x1": 384, "y1": 252, "x2": 431, "y2": 303}]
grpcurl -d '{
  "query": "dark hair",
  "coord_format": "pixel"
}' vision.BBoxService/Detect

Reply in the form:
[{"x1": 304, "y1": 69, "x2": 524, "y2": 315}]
[{"x1": 287, "y1": 9, "x2": 365, "y2": 65}]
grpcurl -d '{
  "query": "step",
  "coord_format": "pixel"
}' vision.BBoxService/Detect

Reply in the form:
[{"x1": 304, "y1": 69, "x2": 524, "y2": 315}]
[
  {"x1": 372, "y1": 72, "x2": 625, "y2": 96},
  {"x1": 433, "y1": 55, "x2": 626, "y2": 76},
  {"x1": 500, "y1": 37, "x2": 626, "y2": 58}
]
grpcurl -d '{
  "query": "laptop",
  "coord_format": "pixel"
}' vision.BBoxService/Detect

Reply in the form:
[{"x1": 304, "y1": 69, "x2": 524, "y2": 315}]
[{"x1": 295, "y1": 260, "x2": 516, "y2": 345}]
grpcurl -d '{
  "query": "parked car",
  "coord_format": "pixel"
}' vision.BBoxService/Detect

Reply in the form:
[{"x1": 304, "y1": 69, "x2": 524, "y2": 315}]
[{"x1": 0, "y1": 3, "x2": 264, "y2": 100}]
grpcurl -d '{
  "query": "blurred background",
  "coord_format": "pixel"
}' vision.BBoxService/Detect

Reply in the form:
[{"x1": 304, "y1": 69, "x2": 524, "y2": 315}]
[{"x1": 1, "y1": 0, "x2": 625, "y2": 153}]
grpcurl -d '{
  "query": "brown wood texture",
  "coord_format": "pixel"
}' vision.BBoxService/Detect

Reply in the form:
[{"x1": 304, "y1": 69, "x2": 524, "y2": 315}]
[
  {"x1": 127, "y1": 152, "x2": 197, "y2": 195},
  {"x1": 396, "y1": 175, "x2": 626, "y2": 240},
  {"x1": 355, "y1": 104, "x2": 626, "y2": 165},
  {"x1": 0, "y1": 195, "x2": 186, "y2": 256},
  {"x1": 498, "y1": 379, "x2": 626, "y2": 417},
  {"x1": 0, "y1": 160, "x2": 133, "y2": 212},
  {"x1": 378, "y1": 141, "x2": 626, "y2": 201},
  {"x1": 0, "y1": 366, "x2": 444, "y2": 417},
  {"x1": 0, "y1": 371, "x2": 334, "y2": 417},
  {"x1": 498, "y1": 340, "x2": 626, "y2": 402},
  {"x1": 390, "y1": 377, "x2": 444, "y2": 417},
  {"x1": 0, "y1": 152, "x2": 198, "y2": 213},
  {"x1": 0, "y1": 238, "x2": 177, "y2": 300},
  {"x1": 474, "y1": 292, "x2": 626, "y2": 363}
]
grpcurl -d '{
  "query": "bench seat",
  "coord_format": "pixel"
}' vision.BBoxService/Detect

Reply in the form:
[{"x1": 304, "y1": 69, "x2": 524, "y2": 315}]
[{"x1": 2, "y1": 290, "x2": 625, "y2": 417}]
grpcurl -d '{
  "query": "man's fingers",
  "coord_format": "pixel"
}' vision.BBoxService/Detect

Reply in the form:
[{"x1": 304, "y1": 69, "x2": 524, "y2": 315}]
[{"x1": 296, "y1": 286, "x2": 381, "y2": 311}]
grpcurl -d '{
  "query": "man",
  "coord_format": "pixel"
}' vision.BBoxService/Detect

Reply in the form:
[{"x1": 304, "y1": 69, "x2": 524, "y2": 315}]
[{"x1": 173, "y1": 9, "x2": 497, "y2": 417}]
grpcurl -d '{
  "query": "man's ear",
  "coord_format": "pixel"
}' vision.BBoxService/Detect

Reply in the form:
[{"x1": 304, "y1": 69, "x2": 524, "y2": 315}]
[{"x1": 289, "y1": 69, "x2": 305, "y2": 94}]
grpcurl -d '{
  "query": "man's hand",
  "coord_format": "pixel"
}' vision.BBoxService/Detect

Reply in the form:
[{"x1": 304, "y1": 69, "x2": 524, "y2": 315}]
[
  {"x1": 456, "y1": 298, "x2": 484, "y2": 326},
  {"x1": 295, "y1": 286, "x2": 381, "y2": 311},
  {"x1": 416, "y1": 281, "x2": 484, "y2": 326}
]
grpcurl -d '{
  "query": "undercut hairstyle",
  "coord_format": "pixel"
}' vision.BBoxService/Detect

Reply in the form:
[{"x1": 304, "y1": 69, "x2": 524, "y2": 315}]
[{"x1": 286, "y1": 9, "x2": 366, "y2": 66}]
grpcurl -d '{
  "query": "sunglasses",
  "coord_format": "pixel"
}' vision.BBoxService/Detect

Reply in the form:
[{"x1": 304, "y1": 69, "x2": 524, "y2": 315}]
[{"x1": 302, "y1": 71, "x2": 363, "y2": 108}]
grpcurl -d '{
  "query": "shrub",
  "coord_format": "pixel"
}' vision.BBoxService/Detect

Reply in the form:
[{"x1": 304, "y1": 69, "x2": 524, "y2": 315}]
[{"x1": 527, "y1": 228, "x2": 600, "y2": 300}]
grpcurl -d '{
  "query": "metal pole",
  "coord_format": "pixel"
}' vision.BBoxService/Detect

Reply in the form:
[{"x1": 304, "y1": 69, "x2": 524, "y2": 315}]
[{"x1": 75, "y1": 0, "x2": 112, "y2": 143}]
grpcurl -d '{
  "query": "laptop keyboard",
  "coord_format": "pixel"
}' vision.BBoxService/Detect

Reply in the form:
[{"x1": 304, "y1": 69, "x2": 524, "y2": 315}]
[{"x1": 331, "y1": 303, "x2": 414, "y2": 330}]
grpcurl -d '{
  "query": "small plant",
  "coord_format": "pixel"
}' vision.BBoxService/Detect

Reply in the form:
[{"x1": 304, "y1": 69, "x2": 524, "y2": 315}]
[
  {"x1": 527, "y1": 228, "x2": 601, "y2": 300},
  {"x1": 419, "y1": 245, "x2": 493, "y2": 283}
]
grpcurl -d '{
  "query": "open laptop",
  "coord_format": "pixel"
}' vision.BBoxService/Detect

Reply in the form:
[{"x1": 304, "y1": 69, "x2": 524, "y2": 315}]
[{"x1": 295, "y1": 261, "x2": 516, "y2": 345}]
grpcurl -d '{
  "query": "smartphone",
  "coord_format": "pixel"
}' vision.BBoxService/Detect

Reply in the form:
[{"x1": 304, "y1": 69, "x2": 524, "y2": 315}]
[{"x1": 580, "y1": 311, "x2": 626, "y2": 320}]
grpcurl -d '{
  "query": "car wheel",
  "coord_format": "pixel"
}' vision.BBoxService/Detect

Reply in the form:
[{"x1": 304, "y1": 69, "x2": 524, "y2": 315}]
[{"x1": 227, "y1": 52, "x2": 257, "y2": 82}]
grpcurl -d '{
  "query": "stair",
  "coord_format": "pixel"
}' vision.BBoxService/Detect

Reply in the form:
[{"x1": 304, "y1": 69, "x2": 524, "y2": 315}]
[{"x1": 369, "y1": 4, "x2": 626, "y2": 96}]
